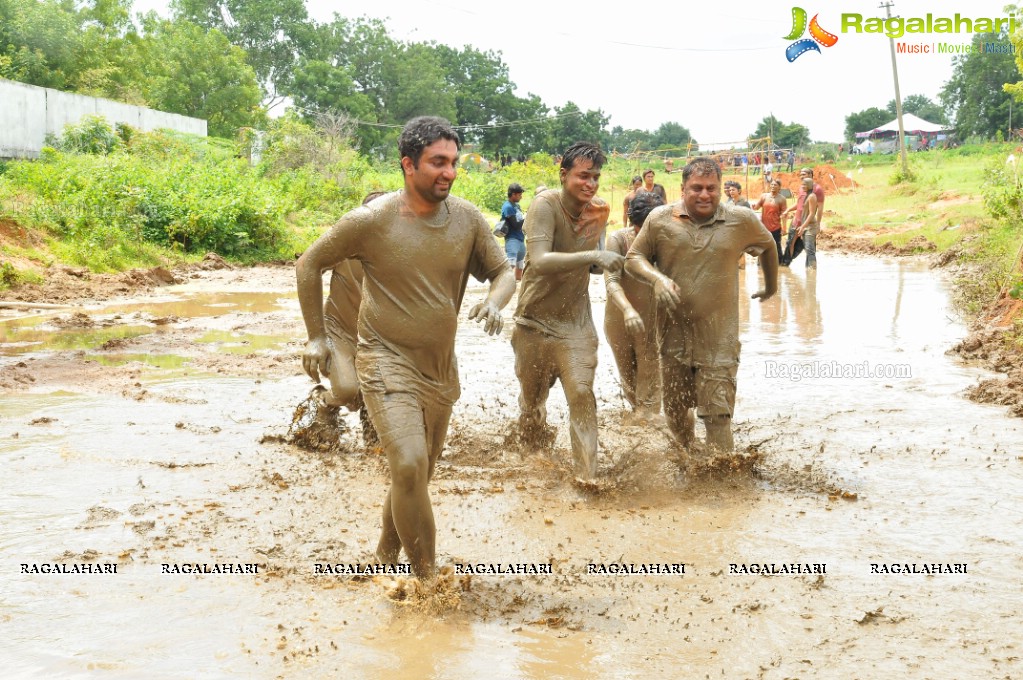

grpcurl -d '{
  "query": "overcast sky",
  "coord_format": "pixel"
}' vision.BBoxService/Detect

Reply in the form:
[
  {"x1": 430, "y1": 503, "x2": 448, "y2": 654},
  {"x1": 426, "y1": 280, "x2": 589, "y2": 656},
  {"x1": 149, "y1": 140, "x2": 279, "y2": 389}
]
[{"x1": 136, "y1": 0, "x2": 1017, "y2": 143}]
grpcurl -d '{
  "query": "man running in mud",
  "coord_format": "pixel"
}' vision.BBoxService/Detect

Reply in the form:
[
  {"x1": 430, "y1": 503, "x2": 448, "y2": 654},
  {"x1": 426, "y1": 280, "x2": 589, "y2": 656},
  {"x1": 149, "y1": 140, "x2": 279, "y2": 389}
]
[
  {"x1": 315, "y1": 191, "x2": 386, "y2": 447},
  {"x1": 513, "y1": 142, "x2": 622, "y2": 482},
  {"x1": 604, "y1": 190, "x2": 665, "y2": 423},
  {"x1": 296, "y1": 116, "x2": 515, "y2": 579},
  {"x1": 625, "y1": 157, "x2": 778, "y2": 453}
]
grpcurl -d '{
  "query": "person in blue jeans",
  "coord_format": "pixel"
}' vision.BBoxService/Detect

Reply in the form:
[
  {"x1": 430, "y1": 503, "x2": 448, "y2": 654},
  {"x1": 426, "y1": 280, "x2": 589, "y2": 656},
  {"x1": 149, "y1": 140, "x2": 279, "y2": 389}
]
[{"x1": 502, "y1": 182, "x2": 527, "y2": 281}]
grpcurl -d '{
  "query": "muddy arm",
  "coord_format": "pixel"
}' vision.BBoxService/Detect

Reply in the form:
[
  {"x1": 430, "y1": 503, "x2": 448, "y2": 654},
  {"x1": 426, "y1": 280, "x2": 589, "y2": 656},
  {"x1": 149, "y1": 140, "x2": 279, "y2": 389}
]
[
  {"x1": 528, "y1": 238, "x2": 623, "y2": 275},
  {"x1": 468, "y1": 268, "x2": 516, "y2": 335},
  {"x1": 296, "y1": 222, "x2": 358, "y2": 381},
  {"x1": 624, "y1": 251, "x2": 680, "y2": 311},
  {"x1": 754, "y1": 248, "x2": 779, "y2": 301}
]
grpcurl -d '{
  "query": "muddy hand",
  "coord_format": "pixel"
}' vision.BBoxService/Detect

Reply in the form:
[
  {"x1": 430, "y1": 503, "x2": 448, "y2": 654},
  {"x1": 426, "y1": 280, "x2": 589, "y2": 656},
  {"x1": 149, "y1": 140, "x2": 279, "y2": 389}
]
[
  {"x1": 302, "y1": 336, "x2": 331, "y2": 382},
  {"x1": 653, "y1": 276, "x2": 682, "y2": 311},
  {"x1": 468, "y1": 301, "x2": 503, "y2": 336},
  {"x1": 752, "y1": 287, "x2": 777, "y2": 302},
  {"x1": 624, "y1": 310, "x2": 645, "y2": 335},
  {"x1": 593, "y1": 251, "x2": 625, "y2": 273}
]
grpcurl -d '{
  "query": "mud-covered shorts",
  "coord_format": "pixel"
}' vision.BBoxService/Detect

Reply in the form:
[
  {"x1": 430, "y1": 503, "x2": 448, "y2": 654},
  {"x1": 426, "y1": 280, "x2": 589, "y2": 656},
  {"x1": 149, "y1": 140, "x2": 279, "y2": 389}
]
[{"x1": 356, "y1": 349, "x2": 454, "y2": 453}]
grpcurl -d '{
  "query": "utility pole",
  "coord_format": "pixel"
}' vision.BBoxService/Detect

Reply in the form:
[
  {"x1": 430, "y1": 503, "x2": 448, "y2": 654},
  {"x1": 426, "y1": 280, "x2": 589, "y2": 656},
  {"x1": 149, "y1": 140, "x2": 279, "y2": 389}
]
[{"x1": 881, "y1": 1, "x2": 910, "y2": 176}]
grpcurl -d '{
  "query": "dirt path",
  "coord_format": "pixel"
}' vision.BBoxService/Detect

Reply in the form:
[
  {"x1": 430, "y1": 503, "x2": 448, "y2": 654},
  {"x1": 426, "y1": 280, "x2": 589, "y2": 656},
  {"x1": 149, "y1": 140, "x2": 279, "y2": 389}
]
[{"x1": 3, "y1": 259, "x2": 1022, "y2": 678}]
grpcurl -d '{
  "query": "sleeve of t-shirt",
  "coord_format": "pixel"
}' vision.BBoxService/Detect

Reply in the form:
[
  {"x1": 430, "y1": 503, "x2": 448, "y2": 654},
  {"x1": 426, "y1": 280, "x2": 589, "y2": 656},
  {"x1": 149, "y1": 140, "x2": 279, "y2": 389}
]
[
  {"x1": 316, "y1": 204, "x2": 374, "y2": 266},
  {"x1": 814, "y1": 185, "x2": 825, "y2": 205},
  {"x1": 470, "y1": 211, "x2": 512, "y2": 283},
  {"x1": 740, "y1": 209, "x2": 776, "y2": 257},
  {"x1": 626, "y1": 208, "x2": 662, "y2": 266},
  {"x1": 501, "y1": 201, "x2": 516, "y2": 220},
  {"x1": 524, "y1": 194, "x2": 557, "y2": 244},
  {"x1": 604, "y1": 230, "x2": 628, "y2": 288}
]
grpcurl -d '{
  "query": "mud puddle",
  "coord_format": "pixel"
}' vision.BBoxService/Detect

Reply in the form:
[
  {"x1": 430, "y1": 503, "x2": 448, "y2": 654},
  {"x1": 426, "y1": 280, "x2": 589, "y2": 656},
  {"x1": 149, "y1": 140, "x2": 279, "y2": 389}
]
[{"x1": 2, "y1": 254, "x2": 1022, "y2": 678}]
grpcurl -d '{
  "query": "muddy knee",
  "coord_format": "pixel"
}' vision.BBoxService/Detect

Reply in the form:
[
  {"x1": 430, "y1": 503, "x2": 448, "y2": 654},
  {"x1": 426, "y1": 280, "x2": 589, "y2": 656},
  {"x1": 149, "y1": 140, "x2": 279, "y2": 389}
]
[{"x1": 388, "y1": 448, "x2": 429, "y2": 493}]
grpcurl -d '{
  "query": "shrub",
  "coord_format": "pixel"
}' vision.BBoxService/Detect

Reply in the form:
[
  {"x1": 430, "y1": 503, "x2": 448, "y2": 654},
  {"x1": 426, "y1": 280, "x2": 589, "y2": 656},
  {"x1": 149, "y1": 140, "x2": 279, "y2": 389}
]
[{"x1": 56, "y1": 115, "x2": 120, "y2": 155}]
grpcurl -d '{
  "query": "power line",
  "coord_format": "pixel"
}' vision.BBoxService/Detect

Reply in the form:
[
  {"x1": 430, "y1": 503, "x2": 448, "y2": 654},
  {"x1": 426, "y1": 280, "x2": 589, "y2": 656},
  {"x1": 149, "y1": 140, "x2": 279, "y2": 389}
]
[{"x1": 290, "y1": 103, "x2": 583, "y2": 130}]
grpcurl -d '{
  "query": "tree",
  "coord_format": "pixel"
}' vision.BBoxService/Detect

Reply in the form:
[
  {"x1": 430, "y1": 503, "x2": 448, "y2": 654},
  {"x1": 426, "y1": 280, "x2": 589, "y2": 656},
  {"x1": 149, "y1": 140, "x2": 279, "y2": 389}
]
[
  {"x1": 649, "y1": 121, "x2": 696, "y2": 156},
  {"x1": 844, "y1": 107, "x2": 890, "y2": 143},
  {"x1": 606, "y1": 126, "x2": 651, "y2": 154},
  {"x1": 134, "y1": 18, "x2": 264, "y2": 137},
  {"x1": 170, "y1": 0, "x2": 311, "y2": 107},
  {"x1": 546, "y1": 102, "x2": 609, "y2": 155},
  {"x1": 941, "y1": 30, "x2": 1018, "y2": 139},
  {"x1": 752, "y1": 115, "x2": 809, "y2": 149},
  {"x1": 887, "y1": 94, "x2": 947, "y2": 125},
  {"x1": 0, "y1": 0, "x2": 86, "y2": 90}
]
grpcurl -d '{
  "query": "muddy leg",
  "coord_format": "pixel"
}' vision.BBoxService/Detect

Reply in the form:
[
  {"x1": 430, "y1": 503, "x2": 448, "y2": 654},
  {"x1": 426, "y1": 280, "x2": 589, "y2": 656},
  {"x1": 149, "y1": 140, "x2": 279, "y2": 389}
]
[
  {"x1": 381, "y1": 430, "x2": 435, "y2": 579},
  {"x1": 513, "y1": 325, "x2": 554, "y2": 445},
  {"x1": 695, "y1": 365, "x2": 738, "y2": 453},
  {"x1": 704, "y1": 415, "x2": 734, "y2": 452},
  {"x1": 604, "y1": 311, "x2": 638, "y2": 409},
  {"x1": 633, "y1": 325, "x2": 662, "y2": 419},
  {"x1": 556, "y1": 336, "x2": 599, "y2": 480},
  {"x1": 375, "y1": 488, "x2": 401, "y2": 564},
  {"x1": 324, "y1": 337, "x2": 360, "y2": 409},
  {"x1": 661, "y1": 356, "x2": 696, "y2": 447}
]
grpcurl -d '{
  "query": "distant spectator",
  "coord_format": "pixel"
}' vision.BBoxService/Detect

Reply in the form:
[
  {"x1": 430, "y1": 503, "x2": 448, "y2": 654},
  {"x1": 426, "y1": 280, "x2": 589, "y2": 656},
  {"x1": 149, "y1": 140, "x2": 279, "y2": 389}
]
[
  {"x1": 640, "y1": 168, "x2": 667, "y2": 203},
  {"x1": 502, "y1": 183, "x2": 527, "y2": 281}
]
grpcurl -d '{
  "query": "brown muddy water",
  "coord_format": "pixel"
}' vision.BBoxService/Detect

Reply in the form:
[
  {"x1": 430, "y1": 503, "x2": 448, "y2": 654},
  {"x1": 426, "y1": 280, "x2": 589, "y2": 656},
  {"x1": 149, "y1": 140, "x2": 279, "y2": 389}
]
[{"x1": 1, "y1": 254, "x2": 1021, "y2": 679}]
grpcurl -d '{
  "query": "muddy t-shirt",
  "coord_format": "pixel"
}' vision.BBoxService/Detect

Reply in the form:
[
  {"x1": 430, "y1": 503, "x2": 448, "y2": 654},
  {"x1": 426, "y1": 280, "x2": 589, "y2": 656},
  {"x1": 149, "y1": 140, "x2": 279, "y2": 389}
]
[
  {"x1": 626, "y1": 202, "x2": 775, "y2": 365},
  {"x1": 514, "y1": 190, "x2": 610, "y2": 339},
  {"x1": 320, "y1": 192, "x2": 507, "y2": 398},
  {"x1": 324, "y1": 259, "x2": 362, "y2": 347},
  {"x1": 604, "y1": 227, "x2": 655, "y2": 322}
]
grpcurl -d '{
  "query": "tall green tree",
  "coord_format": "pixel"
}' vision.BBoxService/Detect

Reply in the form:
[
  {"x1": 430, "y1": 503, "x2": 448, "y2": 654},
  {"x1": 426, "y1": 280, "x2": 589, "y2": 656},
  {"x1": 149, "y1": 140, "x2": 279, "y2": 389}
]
[
  {"x1": 649, "y1": 121, "x2": 696, "y2": 156},
  {"x1": 752, "y1": 115, "x2": 809, "y2": 148},
  {"x1": 941, "y1": 30, "x2": 1017, "y2": 139},
  {"x1": 606, "y1": 126, "x2": 651, "y2": 154},
  {"x1": 887, "y1": 94, "x2": 947, "y2": 125},
  {"x1": 134, "y1": 17, "x2": 264, "y2": 137},
  {"x1": 0, "y1": 0, "x2": 85, "y2": 90},
  {"x1": 844, "y1": 107, "x2": 891, "y2": 143},
  {"x1": 546, "y1": 102, "x2": 610, "y2": 155},
  {"x1": 170, "y1": 0, "x2": 311, "y2": 107}
]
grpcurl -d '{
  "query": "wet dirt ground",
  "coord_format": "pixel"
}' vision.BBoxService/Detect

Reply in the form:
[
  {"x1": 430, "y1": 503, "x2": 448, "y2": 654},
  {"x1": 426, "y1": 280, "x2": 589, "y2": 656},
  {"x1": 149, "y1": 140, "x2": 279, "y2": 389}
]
[{"x1": 2, "y1": 253, "x2": 1022, "y2": 679}]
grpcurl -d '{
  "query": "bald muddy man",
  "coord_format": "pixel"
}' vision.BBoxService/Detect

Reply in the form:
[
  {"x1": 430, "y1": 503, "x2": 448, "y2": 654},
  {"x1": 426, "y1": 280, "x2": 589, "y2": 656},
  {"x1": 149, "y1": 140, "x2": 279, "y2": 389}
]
[
  {"x1": 513, "y1": 142, "x2": 622, "y2": 481},
  {"x1": 604, "y1": 190, "x2": 665, "y2": 422},
  {"x1": 625, "y1": 157, "x2": 778, "y2": 452},
  {"x1": 297, "y1": 116, "x2": 515, "y2": 579}
]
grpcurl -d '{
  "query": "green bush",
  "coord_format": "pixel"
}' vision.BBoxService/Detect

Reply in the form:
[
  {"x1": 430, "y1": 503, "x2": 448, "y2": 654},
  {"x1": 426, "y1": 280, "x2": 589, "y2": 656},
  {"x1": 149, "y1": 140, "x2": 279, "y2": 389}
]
[{"x1": 56, "y1": 115, "x2": 120, "y2": 155}]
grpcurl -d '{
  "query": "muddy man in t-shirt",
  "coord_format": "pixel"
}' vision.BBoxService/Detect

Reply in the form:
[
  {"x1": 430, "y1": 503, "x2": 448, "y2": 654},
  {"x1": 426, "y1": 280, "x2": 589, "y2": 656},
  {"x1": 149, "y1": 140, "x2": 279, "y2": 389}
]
[
  {"x1": 296, "y1": 117, "x2": 515, "y2": 579},
  {"x1": 625, "y1": 157, "x2": 778, "y2": 453},
  {"x1": 513, "y1": 142, "x2": 624, "y2": 481}
]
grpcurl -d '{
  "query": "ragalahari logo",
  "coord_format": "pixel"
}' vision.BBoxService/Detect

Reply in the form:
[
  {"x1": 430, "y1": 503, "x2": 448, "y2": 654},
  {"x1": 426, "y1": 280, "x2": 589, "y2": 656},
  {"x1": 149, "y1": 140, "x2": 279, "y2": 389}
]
[{"x1": 785, "y1": 7, "x2": 839, "y2": 61}]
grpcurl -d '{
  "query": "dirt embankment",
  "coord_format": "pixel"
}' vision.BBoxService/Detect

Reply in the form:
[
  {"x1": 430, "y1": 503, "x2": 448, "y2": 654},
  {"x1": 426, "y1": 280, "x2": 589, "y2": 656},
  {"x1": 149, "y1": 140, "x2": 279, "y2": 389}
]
[
  {"x1": 1, "y1": 217, "x2": 252, "y2": 305},
  {"x1": 951, "y1": 289, "x2": 1023, "y2": 417}
]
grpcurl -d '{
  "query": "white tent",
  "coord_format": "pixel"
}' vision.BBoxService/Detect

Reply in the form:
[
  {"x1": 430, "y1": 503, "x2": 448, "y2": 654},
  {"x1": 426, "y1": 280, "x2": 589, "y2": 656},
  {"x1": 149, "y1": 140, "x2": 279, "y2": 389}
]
[{"x1": 855, "y1": 113, "x2": 950, "y2": 138}]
